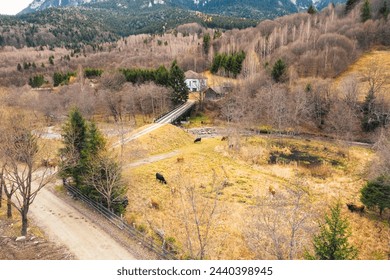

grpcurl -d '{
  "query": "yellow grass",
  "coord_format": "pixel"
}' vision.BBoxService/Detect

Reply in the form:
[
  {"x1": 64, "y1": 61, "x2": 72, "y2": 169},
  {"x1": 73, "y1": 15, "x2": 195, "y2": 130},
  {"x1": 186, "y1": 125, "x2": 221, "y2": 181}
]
[
  {"x1": 119, "y1": 125, "x2": 388, "y2": 259},
  {"x1": 203, "y1": 70, "x2": 240, "y2": 87},
  {"x1": 119, "y1": 124, "x2": 194, "y2": 161},
  {"x1": 336, "y1": 49, "x2": 390, "y2": 101},
  {"x1": 0, "y1": 204, "x2": 45, "y2": 238}
]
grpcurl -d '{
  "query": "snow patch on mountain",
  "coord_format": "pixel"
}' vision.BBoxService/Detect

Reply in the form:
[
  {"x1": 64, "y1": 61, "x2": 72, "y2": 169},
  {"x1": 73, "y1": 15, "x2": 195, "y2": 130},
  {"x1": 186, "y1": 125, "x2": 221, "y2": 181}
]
[{"x1": 30, "y1": 0, "x2": 46, "y2": 9}]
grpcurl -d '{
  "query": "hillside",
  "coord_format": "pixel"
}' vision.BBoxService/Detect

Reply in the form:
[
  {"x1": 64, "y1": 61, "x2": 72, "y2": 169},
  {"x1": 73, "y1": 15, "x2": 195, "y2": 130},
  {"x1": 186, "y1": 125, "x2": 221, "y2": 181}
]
[
  {"x1": 0, "y1": 5, "x2": 256, "y2": 48},
  {"x1": 20, "y1": 0, "x2": 347, "y2": 18},
  {"x1": 336, "y1": 50, "x2": 390, "y2": 100},
  {"x1": 0, "y1": 0, "x2": 349, "y2": 49},
  {"x1": 120, "y1": 123, "x2": 389, "y2": 259}
]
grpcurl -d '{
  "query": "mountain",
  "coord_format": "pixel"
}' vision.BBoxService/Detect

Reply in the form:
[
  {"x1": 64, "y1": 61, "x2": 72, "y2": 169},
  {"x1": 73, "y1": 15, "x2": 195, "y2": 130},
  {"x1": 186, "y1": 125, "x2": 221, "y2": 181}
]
[
  {"x1": 1, "y1": 1, "x2": 257, "y2": 49},
  {"x1": 20, "y1": 0, "x2": 347, "y2": 18},
  {"x1": 20, "y1": 0, "x2": 104, "y2": 14},
  {"x1": 0, "y1": 0, "x2": 348, "y2": 49}
]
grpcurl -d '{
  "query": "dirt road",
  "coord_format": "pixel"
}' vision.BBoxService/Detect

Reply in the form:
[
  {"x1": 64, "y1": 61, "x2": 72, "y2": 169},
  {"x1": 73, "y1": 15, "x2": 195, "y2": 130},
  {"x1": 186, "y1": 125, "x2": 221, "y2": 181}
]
[
  {"x1": 124, "y1": 150, "x2": 179, "y2": 169},
  {"x1": 29, "y1": 185, "x2": 137, "y2": 260}
]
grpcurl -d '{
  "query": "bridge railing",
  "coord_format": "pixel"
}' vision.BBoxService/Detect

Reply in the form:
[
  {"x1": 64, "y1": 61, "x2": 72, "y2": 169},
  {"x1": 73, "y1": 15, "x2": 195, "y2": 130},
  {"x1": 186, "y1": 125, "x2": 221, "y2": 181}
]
[
  {"x1": 154, "y1": 103, "x2": 184, "y2": 123},
  {"x1": 64, "y1": 183, "x2": 178, "y2": 260},
  {"x1": 154, "y1": 102, "x2": 185, "y2": 123}
]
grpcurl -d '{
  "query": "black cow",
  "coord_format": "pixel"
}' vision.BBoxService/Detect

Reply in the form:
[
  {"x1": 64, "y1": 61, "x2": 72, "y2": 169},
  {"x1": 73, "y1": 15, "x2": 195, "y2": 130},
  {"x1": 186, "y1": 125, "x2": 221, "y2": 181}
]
[
  {"x1": 156, "y1": 173, "x2": 167, "y2": 184},
  {"x1": 346, "y1": 203, "x2": 365, "y2": 213},
  {"x1": 194, "y1": 137, "x2": 201, "y2": 143}
]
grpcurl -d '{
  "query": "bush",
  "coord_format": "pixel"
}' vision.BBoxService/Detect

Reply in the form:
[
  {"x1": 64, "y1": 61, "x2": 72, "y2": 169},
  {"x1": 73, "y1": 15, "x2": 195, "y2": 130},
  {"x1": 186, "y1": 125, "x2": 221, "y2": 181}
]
[
  {"x1": 361, "y1": 176, "x2": 390, "y2": 216},
  {"x1": 84, "y1": 68, "x2": 104, "y2": 78},
  {"x1": 53, "y1": 72, "x2": 76, "y2": 87},
  {"x1": 29, "y1": 75, "x2": 45, "y2": 88}
]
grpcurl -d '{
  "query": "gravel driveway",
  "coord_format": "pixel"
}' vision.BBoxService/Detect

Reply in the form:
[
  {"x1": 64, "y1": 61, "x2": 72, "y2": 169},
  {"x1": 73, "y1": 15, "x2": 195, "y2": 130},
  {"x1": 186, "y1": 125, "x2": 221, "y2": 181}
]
[{"x1": 29, "y1": 185, "x2": 137, "y2": 260}]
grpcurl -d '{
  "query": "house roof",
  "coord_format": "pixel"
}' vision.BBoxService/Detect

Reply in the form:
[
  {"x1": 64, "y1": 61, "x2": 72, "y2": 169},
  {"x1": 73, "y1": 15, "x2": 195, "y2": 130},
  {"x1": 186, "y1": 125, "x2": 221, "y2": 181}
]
[
  {"x1": 185, "y1": 70, "x2": 206, "y2": 80},
  {"x1": 206, "y1": 86, "x2": 224, "y2": 94}
]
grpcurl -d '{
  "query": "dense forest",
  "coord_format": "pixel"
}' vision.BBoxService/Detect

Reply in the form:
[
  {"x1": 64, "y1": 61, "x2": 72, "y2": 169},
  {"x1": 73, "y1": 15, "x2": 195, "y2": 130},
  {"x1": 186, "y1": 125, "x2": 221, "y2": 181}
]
[{"x1": 0, "y1": 5, "x2": 257, "y2": 49}]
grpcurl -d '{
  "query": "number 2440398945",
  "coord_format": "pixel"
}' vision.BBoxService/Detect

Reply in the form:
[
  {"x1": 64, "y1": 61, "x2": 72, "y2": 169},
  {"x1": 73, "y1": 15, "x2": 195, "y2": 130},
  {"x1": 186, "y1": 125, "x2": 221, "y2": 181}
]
[{"x1": 209, "y1": 267, "x2": 273, "y2": 276}]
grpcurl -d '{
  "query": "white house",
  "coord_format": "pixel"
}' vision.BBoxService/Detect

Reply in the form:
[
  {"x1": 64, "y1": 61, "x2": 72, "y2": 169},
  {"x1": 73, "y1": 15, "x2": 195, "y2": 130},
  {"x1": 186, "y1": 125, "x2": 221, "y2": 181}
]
[{"x1": 185, "y1": 70, "x2": 207, "y2": 92}]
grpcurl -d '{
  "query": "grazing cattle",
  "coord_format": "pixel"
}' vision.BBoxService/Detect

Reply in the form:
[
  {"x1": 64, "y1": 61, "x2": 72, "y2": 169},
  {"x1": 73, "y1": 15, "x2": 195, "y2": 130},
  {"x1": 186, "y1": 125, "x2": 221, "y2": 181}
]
[
  {"x1": 269, "y1": 186, "x2": 276, "y2": 196},
  {"x1": 150, "y1": 199, "x2": 160, "y2": 210},
  {"x1": 194, "y1": 137, "x2": 201, "y2": 143},
  {"x1": 347, "y1": 203, "x2": 365, "y2": 213},
  {"x1": 156, "y1": 172, "x2": 167, "y2": 184},
  {"x1": 221, "y1": 136, "x2": 228, "y2": 141},
  {"x1": 41, "y1": 158, "x2": 57, "y2": 169},
  {"x1": 176, "y1": 157, "x2": 184, "y2": 163}
]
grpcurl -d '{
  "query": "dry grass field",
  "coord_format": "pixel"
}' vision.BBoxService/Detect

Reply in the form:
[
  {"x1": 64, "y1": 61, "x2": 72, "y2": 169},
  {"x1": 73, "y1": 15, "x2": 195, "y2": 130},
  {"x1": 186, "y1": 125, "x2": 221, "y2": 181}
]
[
  {"x1": 336, "y1": 49, "x2": 390, "y2": 101},
  {"x1": 119, "y1": 124, "x2": 389, "y2": 260},
  {"x1": 2, "y1": 104, "x2": 389, "y2": 259}
]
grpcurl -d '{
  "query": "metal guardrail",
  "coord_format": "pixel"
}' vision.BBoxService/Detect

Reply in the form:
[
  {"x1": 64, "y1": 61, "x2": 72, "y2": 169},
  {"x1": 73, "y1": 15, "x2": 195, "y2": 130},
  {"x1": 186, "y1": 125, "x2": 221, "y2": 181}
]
[
  {"x1": 154, "y1": 102, "x2": 185, "y2": 123},
  {"x1": 64, "y1": 183, "x2": 178, "y2": 260}
]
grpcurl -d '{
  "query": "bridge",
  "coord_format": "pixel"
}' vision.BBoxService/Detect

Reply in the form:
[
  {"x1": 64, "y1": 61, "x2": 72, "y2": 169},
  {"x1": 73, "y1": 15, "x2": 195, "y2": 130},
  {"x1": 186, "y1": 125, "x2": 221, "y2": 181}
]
[
  {"x1": 154, "y1": 100, "x2": 195, "y2": 124},
  {"x1": 112, "y1": 100, "x2": 195, "y2": 147}
]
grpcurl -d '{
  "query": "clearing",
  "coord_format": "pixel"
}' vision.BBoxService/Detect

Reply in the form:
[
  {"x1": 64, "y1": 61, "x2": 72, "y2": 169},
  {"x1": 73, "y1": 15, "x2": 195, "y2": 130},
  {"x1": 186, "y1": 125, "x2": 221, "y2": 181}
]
[{"x1": 118, "y1": 124, "x2": 390, "y2": 260}]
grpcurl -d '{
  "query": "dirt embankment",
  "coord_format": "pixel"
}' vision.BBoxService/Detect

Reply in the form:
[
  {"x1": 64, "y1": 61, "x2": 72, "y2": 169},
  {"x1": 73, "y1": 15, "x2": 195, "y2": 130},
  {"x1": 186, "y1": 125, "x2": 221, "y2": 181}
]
[{"x1": 0, "y1": 214, "x2": 73, "y2": 260}]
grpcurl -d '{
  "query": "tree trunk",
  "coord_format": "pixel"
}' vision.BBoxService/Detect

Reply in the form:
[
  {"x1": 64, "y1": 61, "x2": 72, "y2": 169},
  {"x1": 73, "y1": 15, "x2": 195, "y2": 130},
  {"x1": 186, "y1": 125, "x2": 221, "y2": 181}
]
[
  {"x1": 21, "y1": 211, "x2": 28, "y2": 236},
  {"x1": 7, "y1": 198, "x2": 12, "y2": 218},
  {"x1": 0, "y1": 182, "x2": 2, "y2": 208}
]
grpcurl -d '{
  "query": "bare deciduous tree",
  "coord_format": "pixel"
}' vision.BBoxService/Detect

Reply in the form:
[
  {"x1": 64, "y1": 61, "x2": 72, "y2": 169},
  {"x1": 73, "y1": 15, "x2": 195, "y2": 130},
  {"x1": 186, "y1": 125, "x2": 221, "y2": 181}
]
[
  {"x1": 245, "y1": 180, "x2": 316, "y2": 260},
  {"x1": 0, "y1": 166, "x2": 17, "y2": 218},
  {"x1": 0, "y1": 114, "x2": 54, "y2": 236},
  {"x1": 370, "y1": 128, "x2": 390, "y2": 178},
  {"x1": 84, "y1": 153, "x2": 127, "y2": 212},
  {"x1": 170, "y1": 169, "x2": 225, "y2": 260}
]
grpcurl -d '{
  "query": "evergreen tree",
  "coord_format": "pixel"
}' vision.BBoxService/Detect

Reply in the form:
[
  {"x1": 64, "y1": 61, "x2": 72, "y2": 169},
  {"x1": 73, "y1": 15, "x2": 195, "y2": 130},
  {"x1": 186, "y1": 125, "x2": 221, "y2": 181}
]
[
  {"x1": 211, "y1": 53, "x2": 222, "y2": 74},
  {"x1": 306, "y1": 203, "x2": 358, "y2": 260},
  {"x1": 168, "y1": 60, "x2": 188, "y2": 105},
  {"x1": 203, "y1": 33, "x2": 211, "y2": 56},
  {"x1": 84, "y1": 68, "x2": 103, "y2": 78},
  {"x1": 361, "y1": 91, "x2": 379, "y2": 132},
  {"x1": 17, "y1": 63, "x2": 22, "y2": 72},
  {"x1": 80, "y1": 121, "x2": 106, "y2": 196},
  {"x1": 59, "y1": 108, "x2": 88, "y2": 187},
  {"x1": 307, "y1": 4, "x2": 317, "y2": 14},
  {"x1": 379, "y1": 0, "x2": 389, "y2": 19},
  {"x1": 60, "y1": 109, "x2": 127, "y2": 214},
  {"x1": 84, "y1": 122, "x2": 106, "y2": 162},
  {"x1": 154, "y1": 65, "x2": 169, "y2": 86},
  {"x1": 29, "y1": 75, "x2": 45, "y2": 88},
  {"x1": 361, "y1": 0, "x2": 371, "y2": 22},
  {"x1": 361, "y1": 176, "x2": 390, "y2": 216},
  {"x1": 345, "y1": 0, "x2": 359, "y2": 13},
  {"x1": 271, "y1": 59, "x2": 287, "y2": 83}
]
